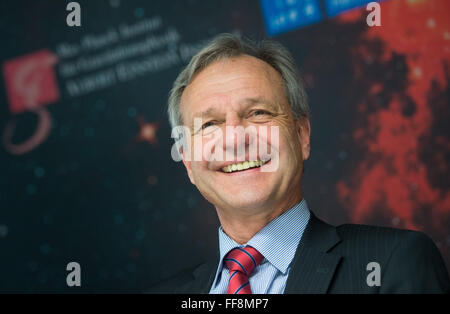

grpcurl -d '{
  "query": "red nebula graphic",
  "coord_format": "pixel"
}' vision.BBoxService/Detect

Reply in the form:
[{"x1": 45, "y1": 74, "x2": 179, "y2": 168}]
[{"x1": 336, "y1": 0, "x2": 450, "y2": 240}]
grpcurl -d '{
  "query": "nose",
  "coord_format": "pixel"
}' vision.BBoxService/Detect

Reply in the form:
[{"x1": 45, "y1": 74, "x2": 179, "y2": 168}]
[{"x1": 222, "y1": 112, "x2": 253, "y2": 161}]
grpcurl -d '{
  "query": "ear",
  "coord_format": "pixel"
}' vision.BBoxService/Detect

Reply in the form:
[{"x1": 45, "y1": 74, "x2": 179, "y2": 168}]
[
  {"x1": 180, "y1": 146, "x2": 196, "y2": 185},
  {"x1": 295, "y1": 117, "x2": 311, "y2": 161}
]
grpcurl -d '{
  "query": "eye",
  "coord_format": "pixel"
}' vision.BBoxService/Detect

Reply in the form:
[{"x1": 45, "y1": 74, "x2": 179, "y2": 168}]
[
  {"x1": 201, "y1": 121, "x2": 216, "y2": 130},
  {"x1": 251, "y1": 110, "x2": 270, "y2": 117}
]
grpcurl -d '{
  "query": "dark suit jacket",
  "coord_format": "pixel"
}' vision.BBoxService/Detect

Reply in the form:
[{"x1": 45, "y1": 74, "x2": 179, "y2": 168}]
[{"x1": 150, "y1": 212, "x2": 450, "y2": 293}]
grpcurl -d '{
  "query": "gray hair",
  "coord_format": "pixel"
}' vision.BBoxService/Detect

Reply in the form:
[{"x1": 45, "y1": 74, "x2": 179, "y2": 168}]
[{"x1": 167, "y1": 33, "x2": 309, "y2": 131}]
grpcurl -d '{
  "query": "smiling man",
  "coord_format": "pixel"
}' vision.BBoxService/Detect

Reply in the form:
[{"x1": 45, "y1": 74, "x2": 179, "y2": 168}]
[{"x1": 152, "y1": 33, "x2": 449, "y2": 294}]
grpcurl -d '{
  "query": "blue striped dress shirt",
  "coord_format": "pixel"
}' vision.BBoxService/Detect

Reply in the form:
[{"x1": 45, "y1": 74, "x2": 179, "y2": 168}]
[{"x1": 209, "y1": 199, "x2": 311, "y2": 294}]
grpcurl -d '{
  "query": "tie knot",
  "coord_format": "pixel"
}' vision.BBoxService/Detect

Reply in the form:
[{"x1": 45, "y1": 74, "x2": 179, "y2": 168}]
[{"x1": 223, "y1": 246, "x2": 264, "y2": 276}]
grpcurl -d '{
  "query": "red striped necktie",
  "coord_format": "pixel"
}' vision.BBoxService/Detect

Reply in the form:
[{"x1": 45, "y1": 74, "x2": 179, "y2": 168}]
[{"x1": 223, "y1": 246, "x2": 264, "y2": 294}]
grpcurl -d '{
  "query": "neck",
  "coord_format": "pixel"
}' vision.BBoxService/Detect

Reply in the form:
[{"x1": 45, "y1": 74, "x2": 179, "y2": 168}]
[{"x1": 216, "y1": 195, "x2": 302, "y2": 244}]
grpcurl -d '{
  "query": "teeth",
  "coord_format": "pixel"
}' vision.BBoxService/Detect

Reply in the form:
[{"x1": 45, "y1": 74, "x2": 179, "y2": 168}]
[{"x1": 221, "y1": 160, "x2": 269, "y2": 173}]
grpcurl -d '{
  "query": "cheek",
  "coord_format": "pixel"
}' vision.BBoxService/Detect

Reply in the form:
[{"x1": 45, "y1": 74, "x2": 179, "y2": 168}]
[
  {"x1": 190, "y1": 160, "x2": 209, "y2": 176},
  {"x1": 273, "y1": 118, "x2": 303, "y2": 163},
  {"x1": 189, "y1": 132, "x2": 223, "y2": 163}
]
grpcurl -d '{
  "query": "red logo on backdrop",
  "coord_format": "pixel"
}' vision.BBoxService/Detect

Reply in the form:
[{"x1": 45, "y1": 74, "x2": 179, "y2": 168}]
[
  {"x1": 2, "y1": 49, "x2": 59, "y2": 113},
  {"x1": 2, "y1": 49, "x2": 59, "y2": 155}
]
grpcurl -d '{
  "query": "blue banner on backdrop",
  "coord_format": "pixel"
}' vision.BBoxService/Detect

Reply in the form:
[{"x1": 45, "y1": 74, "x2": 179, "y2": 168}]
[{"x1": 260, "y1": 0, "x2": 322, "y2": 36}]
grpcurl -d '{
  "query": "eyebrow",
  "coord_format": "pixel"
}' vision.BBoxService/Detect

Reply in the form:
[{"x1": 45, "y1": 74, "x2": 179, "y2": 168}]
[
  {"x1": 239, "y1": 97, "x2": 278, "y2": 110},
  {"x1": 197, "y1": 107, "x2": 221, "y2": 119},
  {"x1": 196, "y1": 97, "x2": 277, "y2": 117}
]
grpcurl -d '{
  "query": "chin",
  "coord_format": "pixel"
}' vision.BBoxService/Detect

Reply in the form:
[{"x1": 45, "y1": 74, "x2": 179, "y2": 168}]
[{"x1": 220, "y1": 190, "x2": 272, "y2": 211}]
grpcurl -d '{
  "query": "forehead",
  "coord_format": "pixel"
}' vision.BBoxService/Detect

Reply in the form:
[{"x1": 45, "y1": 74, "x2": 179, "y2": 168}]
[{"x1": 180, "y1": 55, "x2": 286, "y2": 122}]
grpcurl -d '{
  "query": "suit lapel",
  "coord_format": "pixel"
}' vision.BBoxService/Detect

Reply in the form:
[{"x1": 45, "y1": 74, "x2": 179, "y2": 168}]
[
  {"x1": 188, "y1": 259, "x2": 218, "y2": 293},
  {"x1": 284, "y1": 213, "x2": 342, "y2": 294},
  {"x1": 176, "y1": 251, "x2": 218, "y2": 294}
]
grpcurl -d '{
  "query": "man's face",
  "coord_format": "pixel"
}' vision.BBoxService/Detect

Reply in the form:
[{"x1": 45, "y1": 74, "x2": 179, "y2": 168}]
[{"x1": 179, "y1": 55, "x2": 310, "y2": 215}]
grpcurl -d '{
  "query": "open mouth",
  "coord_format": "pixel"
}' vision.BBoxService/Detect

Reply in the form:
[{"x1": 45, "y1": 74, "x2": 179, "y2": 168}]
[{"x1": 221, "y1": 159, "x2": 270, "y2": 173}]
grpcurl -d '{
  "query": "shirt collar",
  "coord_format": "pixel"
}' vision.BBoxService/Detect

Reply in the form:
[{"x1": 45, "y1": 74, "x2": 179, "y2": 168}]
[{"x1": 214, "y1": 199, "x2": 310, "y2": 280}]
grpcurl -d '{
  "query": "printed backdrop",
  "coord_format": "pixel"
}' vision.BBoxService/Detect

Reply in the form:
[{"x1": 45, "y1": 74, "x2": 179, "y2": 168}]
[{"x1": 0, "y1": 0, "x2": 449, "y2": 292}]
